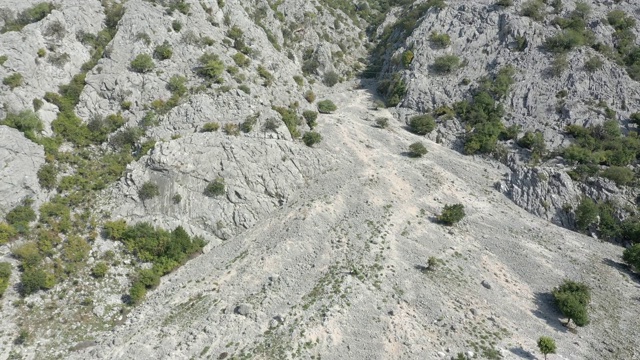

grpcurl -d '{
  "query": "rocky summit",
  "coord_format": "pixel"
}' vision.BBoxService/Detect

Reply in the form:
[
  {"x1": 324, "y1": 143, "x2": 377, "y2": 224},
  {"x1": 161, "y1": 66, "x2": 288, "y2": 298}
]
[{"x1": 0, "y1": 1, "x2": 640, "y2": 360}]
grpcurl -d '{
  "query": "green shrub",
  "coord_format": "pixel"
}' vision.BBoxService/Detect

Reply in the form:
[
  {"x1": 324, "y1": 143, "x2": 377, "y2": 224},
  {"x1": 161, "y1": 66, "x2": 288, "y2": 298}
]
[
  {"x1": 376, "y1": 73, "x2": 406, "y2": 107},
  {"x1": 575, "y1": 197, "x2": 598, "y2": 231},
  {"x1": 37, "y1": 48, "x2": 46, "y2": 57},
  {"x1": 37, "y1": 163, "x2": 57, "y2": 190},
  {"x1": 495, "y1": 0, "x2": 513, "y2": 7},
  {"x1": 153, "y1": 41, "x2": 173, "y2": 60},
  {"x1": 375, "y1": 117, "x2": 389, "y2": 128},
  {"x1": 20, "y1": 266, "x2": 54, "y2": 296},
  {"x1": 1, "y1": 110, "x2": 43, "y2": 141},
  {"x1": 623, "y1": 244, "x2": 640, "y2": 271},
  {"x1": 39, "y1": 200, "x2": 71, "y2": 233},
  {"x1": 167, "y1": 75, "x2": 187, "y2": 96},
  {"x1": 139, "y1": 181, "x2": 160, "y2": 200},
  {"x1": 0, "y1": 222, "x2": 18, "y2": 245},
  {"x1": 232, "y1": 52, "x2": 250, "y2": 67},
  {"x1": 520, "y1": 0, "x2": 545, "y2": 21},
  {"x1": 257, "y1": 65, "x2": 274, "y2": 86},
  {"x1": 62, "y1": 235, "x2": 90, "y2": 264},
  {"x1": 323, "y1": 71, "x2": 340, "y2": 87},
  {"x1": 408, "y1": 142, "x2": 428, "y2": 157},
  {"x1": 197, "y1": 53, "x2": 224, "y2": 82},
  {"x1": 317, "y1": 100, "x2": 337, "y2": 114},
  {"x1": 129, "y1": 280, "x2": 146, "y2": 305},
  {"x1": 600, "y1": 166, "x2": 634, "y2": 186},
  {"x1": 304, "y1": 90, "x2": 316, "y2": 103},
  {"x1": 517, "y1": 131, "x2": 546, "y2": 156},
  {"x1": 238, "y1": 84, "x2": 250, "y2": 94},
  {"x1": 584, "y1": 56, "x2": 603, "y2": 72},
  {"x1": 0, "y1": 55, "x2": 6, "y2": 65},
  {"x1": 302, "y1": 131, "x2": 322, "y2": 147},
  {"x1": 409, "y1": 114, "x2": 436, "y2": 135},
  {"x1": 171, "y1": 20, "x2": 182, "y2": 32},
  {"x1": 0, "y1": 262, "x2": 11, "y2": 297},
  {"x1": 201, "y1": 122, "x2": 220, "y2": 132},
  {"x1": 429, "y1": 32, "x2": 451, "y2": 48},
  {"x1": 302, "y1": 110, "x2": 318, "y2": 129},
  {"x1": 241, "y1": 114, "x2": 258, "y2": 133},
  {"x1": 172, "y1": 194, "x2": 182, "y2": 204},
  {"x1": 204, "y1": 178, "x2": 225, "y2": 197},
  {"x1": 544, "y1": 29, "x2": 587, "y2": 54},
  {"x1": 293, "y1": 75, "x2": 304, "y2": 86},
  {"x1": 552, "y1": 280, "x2": 591, "y2": 326},
  {"x1": 130, "y1": 54, "x2": 155, "y2": 73},
  {"x1": 607, "y1": 10, "x2": 636, "y2": 32},
  {"x1": 432, "y1": 55, "x2": 461, "y2": 74},
  {"x1": 6, "y1": 200, "x2": 36, "y2": 234},
  {"x1": 3, "y1": 73, "x2": 23, "y2": 89},
  {"x1": 91, "y1": 262, "x2": 108, "y2": 278},
  {"x1": 438, "y1": 204, "x2": 465, "y2": 225},
  {"x1": 401, "y1": 50, "x2": 414, "y2": 67},
  {"x1": 223, "y1": 123, "x2": 240, "y2": 135}
]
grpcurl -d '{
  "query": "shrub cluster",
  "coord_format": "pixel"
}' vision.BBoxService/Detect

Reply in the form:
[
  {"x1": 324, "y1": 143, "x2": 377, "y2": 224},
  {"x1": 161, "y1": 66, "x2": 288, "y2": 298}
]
[
  {"x1": 1, "y1": 2, "x2": 55, "y2": 33},
  {"x1": 139, "y1": 181, "x2": 160, "y2": 200},
  {"x1": 0, "y1": 110, "x2": 43, "y2": 142},
  {"x1": 3, "y1": 73, "x2": 23, "y2": 89},
  {"x1": 273, "y1": 105, "x2": 301, "y2": 138},
  {"x1": 303, "y1": 110, "x2": 318, "y2": 129},
  {"x1": 197, "y1": 53, "x2": 224, "y2": 83},
  {"x1": 317, "y1": 100, "x2": 337, "y2": 114},
  {"x1": 153, "y1": 41, "x2": 173, "y2": 60},
  {"x1": 104, "y1": 221, "x2": 205, "y2": 304},
  {"x1": 429, "y1": 32, "x2": 450, "y2": 48},
  {"x1": 302, "y1": 131, "x2": 322, "y2": 147},
  {"x1": 552, "y1": 280, "x2": 591, "y2": 326},
  {"x1": 409, "y1": 114, "x2": 436, "y2": 135}
]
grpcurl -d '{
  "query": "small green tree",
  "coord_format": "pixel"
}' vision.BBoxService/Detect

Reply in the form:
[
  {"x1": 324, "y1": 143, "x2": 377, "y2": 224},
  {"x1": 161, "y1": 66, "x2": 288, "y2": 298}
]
[
  {"x1": 552, "y1": 280, "x2": 591, "y2": 327},
  {"x1": 438, "y1": 204, "x2": 465, "y2": 225},
  {"x1": 130, "y1": 54, "x2": 155, "y2": 73},
  {"x1": 408, "y1": 142, "x2": 428, "y2": 157},
  {"x1": 303, "y1": 110, "x2": 318, "y2": 128},
  {"x1": 623, "y1": 243, "x2": 640, "y2": 271},
  {"x1": 409, "y1": 114, "x2": 436, "y2": 135},
  {"x1": 317, "y1": 100, "x2": 337, "y2": 114},
  {"x1": 302, "y1": 131, "x2": 322, "y2": 146},
  {"x1": 138, "y1": 181, "x2": 160, "y2": 200},
  {"x1": 537, "y1": 336, "x2": 556, "y2": 360},
  {"x1": 204, "y1": 178, "x2": 225, "y2": 197},
  {"x1": 574, "y1": 197, "x2": 598, "y2": 232}
]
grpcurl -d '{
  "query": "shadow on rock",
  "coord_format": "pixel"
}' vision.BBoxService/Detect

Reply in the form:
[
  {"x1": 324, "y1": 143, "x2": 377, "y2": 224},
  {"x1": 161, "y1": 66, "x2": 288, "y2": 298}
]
[
  {"x1": 509, "y1": 346, "x2": 535, "y2": 359},
  {"x1": 531, "y1": 292, "x2": 567, "y2": 333},
  {"x1": 603, "y1": 258, "x2": 640, "y2": 283}
]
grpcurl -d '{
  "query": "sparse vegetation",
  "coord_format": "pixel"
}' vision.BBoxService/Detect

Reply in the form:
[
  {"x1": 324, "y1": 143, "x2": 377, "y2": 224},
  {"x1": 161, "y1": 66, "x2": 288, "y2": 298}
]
[
  {"x1": 3, "y1": 73, "x2": 23, "y2": 89},
  {"x1": 429, "y1": 32, "x2": 451, "y2": 48},
  {"x1": 197, "y1": 53, "x2": 224, "y2": 82},
  {"x1": 1, "y1": 2, "x2": 55, "y2": 33},
  {"x1": 204, "y1": 178, "x2": 225, "y2": 197},
  {"x1": 201, "y1": 122, "x2": 220, "y2": 132},
  {"x1": 130, "y1": 54, "x2": 155, "y2": 73},
  {"x1": 520, "y1": 0, "x2": 545, "y2": 21}
]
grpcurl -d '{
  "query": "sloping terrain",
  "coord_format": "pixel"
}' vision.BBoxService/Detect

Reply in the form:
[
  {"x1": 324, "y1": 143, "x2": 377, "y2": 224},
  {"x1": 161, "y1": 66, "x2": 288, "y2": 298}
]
[{"x1": 73, "y1": 84, "x2": 640, "y2": 360}]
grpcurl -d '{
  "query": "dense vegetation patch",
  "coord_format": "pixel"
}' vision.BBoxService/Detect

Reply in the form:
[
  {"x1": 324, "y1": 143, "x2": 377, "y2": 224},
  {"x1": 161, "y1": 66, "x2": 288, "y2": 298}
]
[
  {"x1": 1, "y1": 2, "x2": 55, "y2": 33},
  {"x1": 437, "y1": 204, "x2": 465, "y2": 225},
  {"x1": 552, "y1": 280, "x2": 591, "y2": 327}
]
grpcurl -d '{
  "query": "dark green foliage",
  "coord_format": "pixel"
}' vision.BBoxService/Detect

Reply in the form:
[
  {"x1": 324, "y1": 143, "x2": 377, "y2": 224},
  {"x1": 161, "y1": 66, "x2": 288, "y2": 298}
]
[
  {"x1": 574, "y1": 197, "x2": 598, "y2": 232},
  {"x1": 1, "y1": 110, "x2": 43, "y2": 142},
  {"x1": 130, "y1": 54, "x2": 155, "y2": 73},
  {"x1": 3, "y1": 73, "x2": 23, "y2": 89},
  {"x1": 39, "y1": 200, "x2": 71, "y2": 233},
  {"x1": 537, "y1": 337, "x2": 556, "y2": 360},
  {"x1": 201, "y1": 122, "x2": 220, "y2": 132},
  {"x1": 20, "y1": 267, "x2": 54, "y2": 296},
  {"x1": 303, "y1": 110, "x2": 318, "y2": 129},
  {"x1": 241, "y1": 114, "x2": 258, "y2": 133},
  {"x1": 520, "y1": 0, "x2": 545, "y2": 21},
  {"x1": 37, "y1": 164, "x2": 59, "y2": 192},
  {"x1": 302, "y1": 131, "x2": 322, "y2": 147},
  {"x1": 408, "y1": 142, "x2": 428, "y2": 157},
  {"x1": 429, "y1": 32, "x2": 450, "y2": 48},
  {"x1": 552, "y1": 280, "x2": 591, "y2": 326},
  {"x1": 432, "y1": 55, "x2": 461, "y2": 74},
  {"x1": 1, "y1": 2, "x2": 55, "y2": 33},
  {"x1": 544, "y1": 30, "x2": 588, "y2": 54},
  {"x1": 409, "y1": 114, "x2": 436, "y2": 135},
  {"x1": 153, "y1": 41, "x2": 173, "y2": 60},
  {"x1": 139, "y1": 181, "x2": 160, "y2": 200},
  {"x1": 561, "y1": 121, "x2": 640, "y2": 168},
  {"x1": 376, "y1": 73, "x2": 407, "y2": 107},
  {"x1": 197, "y1": 53, "x2": 224, "y2": 82},
  {"x1": 623, "y1": 244, "x2": 640, "y2": 271},
  {"x1": 273, "y1": 106, "x2": 300, "y2": 138},
  {"x1": 172, "y1": 194, "x2": 182, "y2": 204},
  {"x1": 0, "y1": 262, "x2": 10, "y2": 297},
  {"x1": 438, "y1": 204, "x2": 465, "y2": 225},
  {"x1": 495, "y1": 0, "x2": 513, "y2": 6},
  {"x1": 317, "y1": 100, "x2": 337, "y2": 114},
  {"x1": 375, "y1": 117, "x2": 389, "y2": 128},
  {"x1": 171, "y1": 20, "x2": 182, "y2": 32},
  {"x1": 204, "y1": 178, "x2": 225, "y2": 197},
  {"x1": 6, "y1": 200, "x2": 36, "y2": 234},
  {"x1": 323, "y1": 71, "x2": 340, "y2": 87},
  {"x1": 518, "y1": 131, "x2": 546, "y2": 157},
  {"x1": 584, "y1": 56, "x2": 603, "y2": 72}
]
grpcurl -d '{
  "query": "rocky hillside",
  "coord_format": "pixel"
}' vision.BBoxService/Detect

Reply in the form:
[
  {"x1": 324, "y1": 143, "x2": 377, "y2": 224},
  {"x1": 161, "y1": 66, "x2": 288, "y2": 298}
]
[{"x1": 1, "y1": 0, "x2": 640, "y2": 359}]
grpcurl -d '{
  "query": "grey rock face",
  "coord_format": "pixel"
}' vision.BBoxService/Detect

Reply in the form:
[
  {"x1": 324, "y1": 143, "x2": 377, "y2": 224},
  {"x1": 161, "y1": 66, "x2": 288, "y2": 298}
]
[{"x1": 0, "y1": 126, "x2": 44, "y2": 216}]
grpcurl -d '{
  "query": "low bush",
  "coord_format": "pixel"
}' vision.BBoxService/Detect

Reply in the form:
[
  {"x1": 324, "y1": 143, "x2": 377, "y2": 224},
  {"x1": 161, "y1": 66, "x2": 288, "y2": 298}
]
[
  {"x1": 3, "y1": 73, "x2": 23, "y2": 89},
  {"x1": 37, "y1": 163, "x2": 58, "y2": 190},
  {"x1": 317, "y1": 100, "x2": 337, "y2": 114},
  {"x1": 201, "y1": 122, "x2": 220, "y2": 132},
  {"x1": 197, "y1": 53, "x2": 224, "y2": 82},
  {"x1": 401, "y1": 50, "x2": 414, "y2": 67},
  {"x1": 153, "y1": 41, "x2": 173, "y2": 60},
  {"x1": 0, "y1": 223, "x2": 18, "y2": 244},
  {"x1": 232, "y1": 52, "x2": 250, "y2": 67},
  {"x1": 273, "y1": 106, "x2": 300, "y2": 138},
  {"x1": 623, "y1": 244, "x2": 640, "y2": 271},
  {"x1": 304, "y1": 90, "x2": 316, "y2": 103},
  {"x1": 552, "y1": 280, "x2": 591, "y2": 326},
  {"x1": 584, "y1": 56, "x2": 603, "y2": 72},
  {"x1": 302, "y1": 110, "x2": 318, "y2": 129},
  {"x1": 495, "y1": 0, "x2": 513, "y2": 7},
  {"x1": 241, "y1": 114, "x2": 258, "y2": 133},
  {"x1": 1, "y1": 2, "x2": 55, "y2": 33},
  {"x1": 520, "y1": 0, "x2": 545, "y2": 21},
  {"x1": 204, "y1": 178, "x2": 225, "y2": 197},
  {"x1": 171, "y1": 20, "x2": 182, "y2": 32},
  {"x1": 429, "y1": 32, "x2": 450, "y2": 48},
  {"x1": 0, "y1": 110, "x2": 43, "y2": 141},
  {"x1": 323, "y1": 71, "x2": 340, "y2": 87},
  {"x1": 409, "y1": 114, "x2": 436, "y2": 135},
  {"x1": 0, "y1": 262, "x2": 11, "y2": 297},
  {"x1": 375, "y1": 117, "x2": 389, "y2": 128},
  {"x1": 5, "y1": 200, "x2": 36, "y2": 234},
  {"x1": 257, "y1": 65, "x2": 274, "y2": 86},
  {"x1": 408, "y1": 142, "x2": 428, "y2": 157},
  {"x1": 91, "y1": 262, "x2": 108, "y2": 278},
  {"x1": 223, "y1": 123, "x2": 240, "y2": 136},
  {"x1": 139, "y1": 181, "x2": 160, "y2": 200},
  {"x1": 438, "y1": 204, "x2": 465, "y2": 225},
  {"x1": 302, "y1": 131, "x2": 322, "y2": 147},
  {"x1": 130, "y1": 54, "x2": 155, "y2": 73},
  {"x1": 431, "y1": 55, "x2": 461, "y2": 74},
  {"x1": 167, "y1": 75, "x2": 187, "y2": 96},
  {"x1": 601, "y1": 166, "x2": 634, "y2": 186}
]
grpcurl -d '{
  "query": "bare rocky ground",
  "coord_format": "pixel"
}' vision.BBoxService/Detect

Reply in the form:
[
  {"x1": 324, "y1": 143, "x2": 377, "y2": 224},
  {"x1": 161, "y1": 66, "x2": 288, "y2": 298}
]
[{"x1": 64, "y1": 83, "x2": 640, "y2": 360}]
